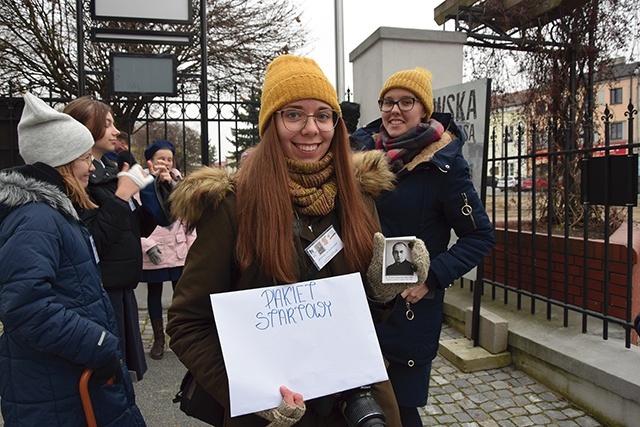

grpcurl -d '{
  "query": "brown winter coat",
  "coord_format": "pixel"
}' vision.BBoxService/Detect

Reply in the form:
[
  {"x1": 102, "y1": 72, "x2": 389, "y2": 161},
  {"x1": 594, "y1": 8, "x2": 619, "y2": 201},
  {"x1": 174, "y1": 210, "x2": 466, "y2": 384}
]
[{"x1": 166, "y1": 151, "x2": 401, "y2": 427}]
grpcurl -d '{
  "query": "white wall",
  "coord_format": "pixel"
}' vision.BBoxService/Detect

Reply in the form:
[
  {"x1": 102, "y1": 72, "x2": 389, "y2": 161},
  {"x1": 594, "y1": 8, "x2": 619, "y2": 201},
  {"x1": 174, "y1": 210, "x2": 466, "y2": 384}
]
[{"x1": 350, "y1": 27, "x2": 467, "y2": 125}]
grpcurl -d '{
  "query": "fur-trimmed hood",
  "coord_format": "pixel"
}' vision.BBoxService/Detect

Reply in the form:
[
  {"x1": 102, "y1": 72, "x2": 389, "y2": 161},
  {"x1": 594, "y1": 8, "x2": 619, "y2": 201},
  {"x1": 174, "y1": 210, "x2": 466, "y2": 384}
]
[
  {"x1": 169, "y1": 150, "x2": 395, "y2": 230},
  {"x1": 0, "y1": 171, "x2": 78, "y2": 223}
]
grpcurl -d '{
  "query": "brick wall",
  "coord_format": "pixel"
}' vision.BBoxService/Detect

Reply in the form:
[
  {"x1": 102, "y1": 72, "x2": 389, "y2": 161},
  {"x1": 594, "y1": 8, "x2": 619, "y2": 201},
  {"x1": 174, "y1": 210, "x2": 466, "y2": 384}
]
[{"x1": 483, "y1": 222, "x2": 640, "y2": 330}]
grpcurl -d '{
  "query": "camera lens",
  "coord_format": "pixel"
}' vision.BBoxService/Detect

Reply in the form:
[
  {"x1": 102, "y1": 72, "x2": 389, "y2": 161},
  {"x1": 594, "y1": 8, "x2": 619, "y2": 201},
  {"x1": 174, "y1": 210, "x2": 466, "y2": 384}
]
[{"x1": 339, "y1": 387, "x2": 386, "y2": 427}]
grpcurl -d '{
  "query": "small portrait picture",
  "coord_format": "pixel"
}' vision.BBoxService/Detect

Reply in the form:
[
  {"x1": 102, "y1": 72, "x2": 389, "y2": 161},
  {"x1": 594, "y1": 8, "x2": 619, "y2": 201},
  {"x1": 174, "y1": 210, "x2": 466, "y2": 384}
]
[
  {"x1": 382, "y1": 236, "x2": 418, "y2": 284},
  {"x1": 314, "y1": 241, "x2": 326, "y2": 255}
]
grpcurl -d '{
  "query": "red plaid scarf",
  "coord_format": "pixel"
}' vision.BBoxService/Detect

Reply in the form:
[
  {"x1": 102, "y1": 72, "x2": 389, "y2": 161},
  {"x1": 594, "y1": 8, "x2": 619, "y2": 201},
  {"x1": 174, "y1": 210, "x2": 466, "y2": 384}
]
[{"x1": 376, "y1": 119, "x2": 445, "y2": 169}]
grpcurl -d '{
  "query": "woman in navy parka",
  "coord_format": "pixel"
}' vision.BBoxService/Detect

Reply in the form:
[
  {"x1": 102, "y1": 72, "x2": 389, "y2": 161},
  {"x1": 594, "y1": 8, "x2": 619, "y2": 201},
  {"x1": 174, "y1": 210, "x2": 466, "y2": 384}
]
[
  {"x1": 351, "y1": 68, "x2": 495, "y2": 426},
  {"x1": 0, "y1": 93, "x2": 145, "y2": 426}
]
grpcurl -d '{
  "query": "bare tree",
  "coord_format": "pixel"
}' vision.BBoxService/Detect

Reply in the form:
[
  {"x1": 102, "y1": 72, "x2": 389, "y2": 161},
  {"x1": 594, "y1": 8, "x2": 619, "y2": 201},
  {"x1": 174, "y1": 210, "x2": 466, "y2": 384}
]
[
  {"x1": 465, "y1": 0, "x2": 638, "y2": 233},
  {"x1": 0, "y1": 0, "x2": 307, "y2": 122}
]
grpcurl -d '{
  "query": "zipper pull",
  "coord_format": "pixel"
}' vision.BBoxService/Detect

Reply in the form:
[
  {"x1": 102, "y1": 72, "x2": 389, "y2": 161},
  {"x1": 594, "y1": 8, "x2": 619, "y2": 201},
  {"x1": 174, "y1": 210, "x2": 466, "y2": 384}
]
[{"x1": 460, "y1": 192, "x2": 476, "y2": 229}]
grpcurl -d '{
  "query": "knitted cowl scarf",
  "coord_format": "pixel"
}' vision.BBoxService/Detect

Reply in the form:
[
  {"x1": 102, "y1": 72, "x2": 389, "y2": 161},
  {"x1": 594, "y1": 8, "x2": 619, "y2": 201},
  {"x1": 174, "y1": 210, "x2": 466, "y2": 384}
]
[
  {"x1": 377, "y1": 118, "x2": 444, "y2": 172},
  {"x1": 286, "y1": 151, "x2": 337, "y2": 217}
]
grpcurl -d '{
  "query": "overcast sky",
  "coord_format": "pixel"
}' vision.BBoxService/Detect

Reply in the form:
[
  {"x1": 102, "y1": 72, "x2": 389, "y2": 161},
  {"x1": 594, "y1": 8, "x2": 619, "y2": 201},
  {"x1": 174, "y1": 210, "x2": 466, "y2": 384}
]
[{"x1": 295, "y1": 0, "x2": 448, "y2": 96}]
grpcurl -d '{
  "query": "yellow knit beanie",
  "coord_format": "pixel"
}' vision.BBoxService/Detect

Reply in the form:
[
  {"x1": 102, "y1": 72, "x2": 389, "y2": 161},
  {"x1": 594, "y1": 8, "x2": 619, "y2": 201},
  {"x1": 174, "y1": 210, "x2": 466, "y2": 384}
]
[
  {"x1": 258, "y1": 55, "x2": 341, "y2": 137},
  {"x1": 379, "y1": 67, "x2": 434, "y2": 119}
]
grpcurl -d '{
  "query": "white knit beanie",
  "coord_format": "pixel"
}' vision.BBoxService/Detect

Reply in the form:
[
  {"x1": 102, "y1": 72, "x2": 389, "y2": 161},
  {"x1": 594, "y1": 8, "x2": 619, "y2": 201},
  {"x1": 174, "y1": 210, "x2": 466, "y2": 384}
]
[{"x1": 18, "y1": 93, "x2": 95, "y2": 167}]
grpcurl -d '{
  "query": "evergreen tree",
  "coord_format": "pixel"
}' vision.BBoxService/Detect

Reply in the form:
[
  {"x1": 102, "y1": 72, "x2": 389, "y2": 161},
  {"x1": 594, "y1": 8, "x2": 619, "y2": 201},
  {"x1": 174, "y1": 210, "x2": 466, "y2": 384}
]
[{"x1": 227, "y1": 89, "x2": 261, "y2": 167}]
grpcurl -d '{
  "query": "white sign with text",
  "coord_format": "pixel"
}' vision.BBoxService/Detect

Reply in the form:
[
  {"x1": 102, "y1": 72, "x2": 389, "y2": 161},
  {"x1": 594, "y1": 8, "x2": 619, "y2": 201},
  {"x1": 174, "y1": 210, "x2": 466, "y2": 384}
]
[{"x1": 210, "y1": 273, "x2": 388, "y2": 417}]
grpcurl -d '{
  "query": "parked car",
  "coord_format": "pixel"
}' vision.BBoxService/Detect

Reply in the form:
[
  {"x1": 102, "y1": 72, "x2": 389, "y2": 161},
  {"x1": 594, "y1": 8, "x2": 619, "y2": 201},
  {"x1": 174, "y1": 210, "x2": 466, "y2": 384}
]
[
  {"x1": 521, "y1": 177, "x2": 549, "y2": 191},
  {"x1": 497, "y1": 176, "x2": 518, "y2": 189}
]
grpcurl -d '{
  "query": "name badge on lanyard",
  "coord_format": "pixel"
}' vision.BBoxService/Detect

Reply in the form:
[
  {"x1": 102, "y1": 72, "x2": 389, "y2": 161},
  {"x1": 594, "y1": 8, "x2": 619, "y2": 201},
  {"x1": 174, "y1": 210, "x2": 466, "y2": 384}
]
[{"x1": 304, "y1": 225, "x2": 344, "y2": 271}]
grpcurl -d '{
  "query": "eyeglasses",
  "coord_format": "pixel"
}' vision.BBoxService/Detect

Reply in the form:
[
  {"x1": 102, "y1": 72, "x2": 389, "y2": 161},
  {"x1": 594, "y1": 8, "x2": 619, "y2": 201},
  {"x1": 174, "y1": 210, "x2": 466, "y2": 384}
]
[
  {"x1": 276, "y1": 109, "x2": 340, "y2": 132},
  {"x1": 378, "y1": 97, "x2": 421, "y2": 112},
  {"x1": 80, "y1": 154, "x2": 95, "y2": 166}
]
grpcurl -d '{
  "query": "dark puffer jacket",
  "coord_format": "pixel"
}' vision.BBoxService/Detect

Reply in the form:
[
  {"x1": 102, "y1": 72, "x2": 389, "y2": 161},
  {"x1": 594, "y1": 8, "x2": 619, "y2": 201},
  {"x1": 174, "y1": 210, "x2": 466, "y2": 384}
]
[
  {"x1": 352, "y1": 113, "x2": 495, "y2": 406},
  {"x1": 0, "y1": 164, "x2": 145, "y2": 426},
  {"x1": 80, "y1": 157, "x2": 157, "y2": 289},
  {"x1": 167, "y1": 152, "x2": 403, "y2": 427}
]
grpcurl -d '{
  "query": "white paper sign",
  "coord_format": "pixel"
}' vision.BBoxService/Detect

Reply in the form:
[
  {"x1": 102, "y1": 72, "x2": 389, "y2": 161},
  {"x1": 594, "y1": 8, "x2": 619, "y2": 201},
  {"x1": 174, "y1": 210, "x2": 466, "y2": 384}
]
[{"x1": 209, "y1": 273, "x2": 388, "y2": 417}]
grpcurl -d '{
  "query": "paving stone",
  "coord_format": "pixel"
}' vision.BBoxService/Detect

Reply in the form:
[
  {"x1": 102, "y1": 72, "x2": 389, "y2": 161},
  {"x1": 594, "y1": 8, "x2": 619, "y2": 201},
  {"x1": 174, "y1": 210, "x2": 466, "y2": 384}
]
[
  {"x1": 490, "y1": 410, "x2": 512, "y2": 421},
  {"x1": 478, "y1": 420, "x2": 500, "y2": 427},
  {"x1": 468, "y1": 393, "x2": 491, "y2": 404},
  {"x1": 467, "y1": 409, "x2": 490, "y2": 420},
  {"x1": 562, "y1": 407, "x2": 584, "y2": 418},
  {"x1": 530, "y1": 413, "x2": 553, "y2": 424},
  {"x1": 453, "y1": 412, "x2": 474, "y2": 423},
  {"x1": 437, "y1": 394, "x2": 456, "y2": 404},
  {"x1": 511, "y1": 395, "x2": 530, "y2": 406},
  {"x1": 442, "y1": 403, "x2": 464, "y2": 413},
  {"x1": 436, "y1": 414, "x2": 458, "y2": 424},
  {"x1": 556, "y1": 421, "x2": 580, "y2": 427},
  {"x1": 547, "y1": 409, "x2": 569, "y2": 420},
  {"x1": 575, "y1": 416, "x2": 602, "y2": 427},
  {"x1": 540, "y1": 391, "x2": 560, "y2": 402},
  {"x1": 495, "y1": 389, "x2": 514, "y2": 399},
  {"x1": 495, "y1": 398, "x2": 517, "y2": 409},
  {"x1": 510, "y1": 415, "x2": 534, "y2": 426},
  {"x1": 490, "y1": 380, "x2": 510, "y2": 390},
  {"x1": 505, "y1": 406, "x2": 527, "y2": 417},
  {"x1": 479, "y1": 401, "x2": 502, "y2": 412},
  {"x1": 511, "y1": 385, "x2": 532, "y2": 395}
]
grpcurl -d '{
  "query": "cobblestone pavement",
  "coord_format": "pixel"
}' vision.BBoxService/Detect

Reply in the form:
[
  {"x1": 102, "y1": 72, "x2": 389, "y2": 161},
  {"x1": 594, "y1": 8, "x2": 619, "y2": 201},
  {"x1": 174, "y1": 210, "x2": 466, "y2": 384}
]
[{"x1": 420, "y1": 324, "x2": 602, "y2": 427}]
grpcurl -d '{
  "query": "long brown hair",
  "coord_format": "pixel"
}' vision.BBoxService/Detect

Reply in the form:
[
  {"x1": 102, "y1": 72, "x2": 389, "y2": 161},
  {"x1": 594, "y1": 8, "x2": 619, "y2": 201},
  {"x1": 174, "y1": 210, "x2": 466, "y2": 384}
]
[
  {"x1": 55, "y1": 162, "x2": 97, "y2": 210},
  {"x1": 235, "y1": 118, "x2": 378, "y2": 283},
  {"x1": 62, "y1": 96, "x2": 112, "y2": 141}
]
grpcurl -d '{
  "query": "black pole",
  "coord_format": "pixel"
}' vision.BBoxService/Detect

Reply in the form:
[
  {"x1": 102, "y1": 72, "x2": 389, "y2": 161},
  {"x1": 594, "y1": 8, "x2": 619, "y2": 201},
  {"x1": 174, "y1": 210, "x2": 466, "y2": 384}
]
[
  {"x1": 76, "y1": 0, "x2": 85, "y2": 96},
  {"x1": 200, "y1": 0, "x2": 209, "y2": 166}
]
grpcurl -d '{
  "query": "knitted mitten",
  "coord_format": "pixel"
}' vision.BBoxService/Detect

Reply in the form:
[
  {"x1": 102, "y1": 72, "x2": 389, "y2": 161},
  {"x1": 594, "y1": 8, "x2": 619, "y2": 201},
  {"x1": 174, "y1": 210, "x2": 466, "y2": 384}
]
[
  {"x1": 256, "y1": 399, "x2": 306, "y2": 427},
  {"x1": 366, "y1": 232, "x2": 430, "y2": 303}
]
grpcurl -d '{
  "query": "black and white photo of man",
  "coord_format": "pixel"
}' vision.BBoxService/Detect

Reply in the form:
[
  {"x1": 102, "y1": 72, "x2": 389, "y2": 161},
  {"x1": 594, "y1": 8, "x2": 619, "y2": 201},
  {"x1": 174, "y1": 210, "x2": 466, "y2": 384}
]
[{"x1": 386, "y1": 242, "x2": 416, "y2": 276}]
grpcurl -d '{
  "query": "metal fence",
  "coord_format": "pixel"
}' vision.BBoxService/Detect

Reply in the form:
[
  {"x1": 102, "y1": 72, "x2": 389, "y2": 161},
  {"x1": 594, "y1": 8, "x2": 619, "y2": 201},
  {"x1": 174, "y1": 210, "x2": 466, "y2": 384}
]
[
  {"x1": 0, "y1": 82, "x2": 259, "y2": 173},
  {"x1": 472, "y1": 101, "x2": 640, "y2": 348},
  {"x1": 4, "y1": 82, "x2": 640, "y2": 349}
]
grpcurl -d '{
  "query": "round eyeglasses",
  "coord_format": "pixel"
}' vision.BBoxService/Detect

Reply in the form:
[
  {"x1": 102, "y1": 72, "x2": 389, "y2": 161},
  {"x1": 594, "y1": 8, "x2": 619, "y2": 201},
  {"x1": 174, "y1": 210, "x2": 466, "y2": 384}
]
[
  {"x1": 276, "y1": 109, "x2": 340, "y2": 133},
  {"x1": 377, "y1": 97, "x2": 421, "y2": 112},
  {"x1": 80, "y1": 154, "x2": 95, "y2": 166}
]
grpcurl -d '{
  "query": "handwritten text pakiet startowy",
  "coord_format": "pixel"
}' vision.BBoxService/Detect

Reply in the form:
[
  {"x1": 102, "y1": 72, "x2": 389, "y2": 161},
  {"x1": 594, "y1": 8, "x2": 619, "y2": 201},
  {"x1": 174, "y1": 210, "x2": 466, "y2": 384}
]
[{"x1": 255, "y1": 282, "x2": 333, "y2": 330}]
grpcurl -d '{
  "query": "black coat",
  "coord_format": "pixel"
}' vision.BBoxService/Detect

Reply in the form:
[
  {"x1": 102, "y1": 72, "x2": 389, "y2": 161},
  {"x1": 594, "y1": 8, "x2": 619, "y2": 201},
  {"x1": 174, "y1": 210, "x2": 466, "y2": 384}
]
[{"x1": 80, "y1": 157, "x2": 157, "y2": 289}]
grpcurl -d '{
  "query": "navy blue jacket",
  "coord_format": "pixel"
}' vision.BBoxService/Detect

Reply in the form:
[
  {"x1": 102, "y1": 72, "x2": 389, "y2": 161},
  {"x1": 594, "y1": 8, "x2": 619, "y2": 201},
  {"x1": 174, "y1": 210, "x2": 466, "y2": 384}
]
[
  {"x1": 352, "y1": 114, "x2": 494, "y2": 405},
  {"x1": 0, "y1": 164, "x2": 145, "y2": 426},
  {"x1": 352, "y1": 113, "x2": 495, "y2": 291}
]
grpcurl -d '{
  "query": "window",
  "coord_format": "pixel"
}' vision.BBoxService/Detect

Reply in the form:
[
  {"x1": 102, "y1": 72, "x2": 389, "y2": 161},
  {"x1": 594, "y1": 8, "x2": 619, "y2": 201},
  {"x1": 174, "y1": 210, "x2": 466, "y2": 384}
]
[
  {"x1": 504, "y1": 125, "x2": 514, "y2": 143},
  {"x1": 610, "y1": 122, "x2": 624, "y2": 140},
  {"x1": 610, "y1": 87, "x2": 623, "y2": 105}
]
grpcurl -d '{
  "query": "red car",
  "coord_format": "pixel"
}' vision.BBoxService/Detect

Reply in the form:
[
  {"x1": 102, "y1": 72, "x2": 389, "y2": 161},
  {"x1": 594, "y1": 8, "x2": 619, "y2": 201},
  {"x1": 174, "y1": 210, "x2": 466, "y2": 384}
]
[{"x1": 521, "y1": 177, "x2": 548, "y2": 191}]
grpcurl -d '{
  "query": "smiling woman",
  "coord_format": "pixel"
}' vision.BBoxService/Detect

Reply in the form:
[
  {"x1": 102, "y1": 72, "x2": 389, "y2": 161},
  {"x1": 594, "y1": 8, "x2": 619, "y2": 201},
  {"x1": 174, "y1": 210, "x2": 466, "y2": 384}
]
[
  {"x1": 350, "y1": 65, "x2": 495, "y2": 427},
  {"x1": 166, "y1": 54, "x2": 403, "y2": 426}
]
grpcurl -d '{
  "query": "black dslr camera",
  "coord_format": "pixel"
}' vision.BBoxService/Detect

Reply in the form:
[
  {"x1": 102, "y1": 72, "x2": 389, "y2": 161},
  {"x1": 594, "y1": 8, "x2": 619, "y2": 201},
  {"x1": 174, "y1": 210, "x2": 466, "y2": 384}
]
[{"x1": 339, "y1": 385, "x2": 387, "y2": 427}]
